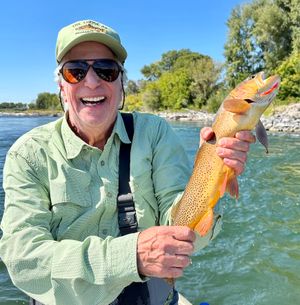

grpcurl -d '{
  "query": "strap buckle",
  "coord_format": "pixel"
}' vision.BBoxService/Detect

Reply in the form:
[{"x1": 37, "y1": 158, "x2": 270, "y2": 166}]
[{"x1": 117, "y1": 193, "x2": 137, "y2": 234}]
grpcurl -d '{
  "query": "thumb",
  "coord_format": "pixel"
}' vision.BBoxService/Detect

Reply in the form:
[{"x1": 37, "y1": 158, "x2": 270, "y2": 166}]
[{"x1": 200, "y1": 127, "x2": 215, "y2": 147}]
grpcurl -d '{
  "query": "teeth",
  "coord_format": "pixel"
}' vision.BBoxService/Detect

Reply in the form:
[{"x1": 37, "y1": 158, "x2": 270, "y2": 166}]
[{"x1": 82, "y1": 96, "x2": 105, "y2": 103}]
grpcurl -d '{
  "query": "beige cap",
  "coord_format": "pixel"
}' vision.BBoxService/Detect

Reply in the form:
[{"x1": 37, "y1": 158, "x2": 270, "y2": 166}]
[{"x1": 56, "y1": 20, "x2": 127, "y2": 63}]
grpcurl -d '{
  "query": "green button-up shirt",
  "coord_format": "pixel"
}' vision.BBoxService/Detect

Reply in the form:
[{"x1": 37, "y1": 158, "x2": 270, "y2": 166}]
[{"x1": 0, "y1": 112, "x2": 193, "y2": 305}]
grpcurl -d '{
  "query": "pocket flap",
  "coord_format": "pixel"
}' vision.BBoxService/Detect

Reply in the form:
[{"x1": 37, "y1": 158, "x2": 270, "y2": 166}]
[{"x1": 50, "y1": 167, "x2": 92, "y2": 207}]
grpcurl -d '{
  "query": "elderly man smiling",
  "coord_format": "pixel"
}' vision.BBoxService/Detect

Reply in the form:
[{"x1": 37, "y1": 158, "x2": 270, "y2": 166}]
[{"x1": 0, "y1": 20, "x2": 255, "y2": 305}]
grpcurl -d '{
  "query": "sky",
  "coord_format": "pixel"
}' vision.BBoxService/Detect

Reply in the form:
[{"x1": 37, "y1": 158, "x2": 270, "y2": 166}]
[{"x1": 0, "y1": 0, "x2": 249, "y2": 103}]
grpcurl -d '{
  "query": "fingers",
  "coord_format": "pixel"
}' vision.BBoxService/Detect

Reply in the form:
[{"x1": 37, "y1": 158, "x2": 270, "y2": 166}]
[
  {"x1": 199, "y1": 127, "x2": 215, "y2": 146},
  {"x1": 223, "y1": 158, "x2": 245, "y2": 176},
  {"x1": 216, "y1": 131, "x2": 255, "y2": 176},
  {"x1": 235, "y1": 130, "x2": 256, "y2": 143},
  {"x1": 137, "y1": 226, "x2": 194, "y2": 278},
  {"x1": 170, "y1": 225, "x2": 196, "y2": 242},
  {"x1": 200, "y1": 128, "x2": 255, "y2": 176}
]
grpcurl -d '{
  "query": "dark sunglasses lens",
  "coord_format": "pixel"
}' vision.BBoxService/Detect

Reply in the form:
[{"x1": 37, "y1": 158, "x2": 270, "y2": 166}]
[
  {"x1": 93, "y1": 59, "x2": 121, "y2": 82},
  {"x1": 62, "y1": 61, "x2": 89, "y2": 84}
]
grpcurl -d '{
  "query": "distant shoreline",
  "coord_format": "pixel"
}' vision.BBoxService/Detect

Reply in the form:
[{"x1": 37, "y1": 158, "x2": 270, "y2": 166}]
[
  {"x1": 0, "y1": 111, "x2": 62, "y2": 117},
  {"x1": 1, "y1": 103, "x2": 299, "y2": 134}
]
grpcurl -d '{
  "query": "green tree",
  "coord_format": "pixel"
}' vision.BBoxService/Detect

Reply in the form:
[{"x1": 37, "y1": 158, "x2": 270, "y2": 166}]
[
  {"x1": 275, "y1": 52, "x2": 300, "y2": 101},
  {"x1": 141, "y1": 49, "x2": 207, "y2": 81},
  {"x1": 124, "y1": 94, "x2": 143, "y2": 111},
  {"x1": 288, "y1": 0, "x2": 300, "y2": 52},
  {"x1": 138, "y1": 49, "x2": 221, "y2": 110},
  {"x1": 206, "y1": 88, "x2": 228, "y2": 113},
  {"x1": 140, "y1": 63, "x2": 162, "y2": 81},
  {"x1": 224, "y1": 0, "x2": 299, "y2": 87},
  {"x1": 157, "y1": 69, "x2": 192, "y2": 110},
  {"x1": 251, "y1": 0, "x2": 292, "y2": 72},
  {"x1": 142, "y1": 82, "x2": 162, "y2": 111},
  {"x1": 189, "y1": 58, "x2": 223, "y2": 108},
  {"x1": 224, "y1": 4, "x2": 263, "y2": 88},
  {"x1": 35, "y1": 92, "x2": 60, "y2": 110},
  {"x1": 125, "y1": 80, "x2": 140, "y2": 95}
]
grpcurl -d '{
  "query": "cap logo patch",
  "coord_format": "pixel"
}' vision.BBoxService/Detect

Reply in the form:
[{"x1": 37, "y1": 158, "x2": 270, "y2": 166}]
[{"x1": 73, "y1": 22, "x2": 109, "y2": 36}]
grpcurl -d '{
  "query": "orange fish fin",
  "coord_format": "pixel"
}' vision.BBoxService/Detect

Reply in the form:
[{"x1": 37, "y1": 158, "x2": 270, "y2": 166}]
[
  {"x1": 226, "y1": 176, "x2": 239, "y2": 199},
  {"x1": 194, "y1": 208, "x2": 214, "y2": 237},
  {"x1": 223, "y1": 99, "x2": 251, "y2": 114},
  {"x1": 219, "y1": 169, "x2": 229, "y2": 197}
]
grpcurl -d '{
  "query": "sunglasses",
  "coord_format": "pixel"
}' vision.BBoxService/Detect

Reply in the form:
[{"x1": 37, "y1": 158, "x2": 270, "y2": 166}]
[{"x1": 59, "y1": 58, "x2": 123, "y2": 84}]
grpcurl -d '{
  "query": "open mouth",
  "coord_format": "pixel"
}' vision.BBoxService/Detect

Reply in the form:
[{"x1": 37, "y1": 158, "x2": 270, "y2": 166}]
[
  {"x1": 80, "y1": 96, "x2": 106, "y2": 106},
  {"x1": 245, "y1": 99, "x2": 255, "y2": 104},
  {"x1": 260, "y1": 82, "x2": 279, "y2": 96}
]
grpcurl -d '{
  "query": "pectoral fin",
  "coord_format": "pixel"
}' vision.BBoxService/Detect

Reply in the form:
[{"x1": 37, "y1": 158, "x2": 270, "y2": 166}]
[
  {"x1": 256, "y1": 120, "x2": 269, "y2": 153},
  {"x1": 223, "y1": 99, "x2": 251, "y2": 114},
  {"x1": 194, "y1": 208, "x2": 214, "y2": 237}
]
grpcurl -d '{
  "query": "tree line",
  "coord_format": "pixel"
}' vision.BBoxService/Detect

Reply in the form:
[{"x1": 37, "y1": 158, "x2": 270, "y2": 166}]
[
  {"x1": 125, "y1": 0, "x2": 299, "y2": 112},
  {"x1": 0, "y1": 93, "x2": 61, "y2": 111},
  {"x1": 1, "y1": 0, "x2": 299, "y2": 113}
]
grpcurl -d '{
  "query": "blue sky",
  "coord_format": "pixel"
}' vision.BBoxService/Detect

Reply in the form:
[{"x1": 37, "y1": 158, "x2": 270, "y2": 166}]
[{"x1": 0, "y1": 0, "x2": 249, "y2": 103}]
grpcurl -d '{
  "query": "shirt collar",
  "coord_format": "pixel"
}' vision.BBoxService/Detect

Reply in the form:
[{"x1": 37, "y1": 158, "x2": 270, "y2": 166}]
[{"x1": 61, "y1": 112, "x2": 131, "y2": 159}]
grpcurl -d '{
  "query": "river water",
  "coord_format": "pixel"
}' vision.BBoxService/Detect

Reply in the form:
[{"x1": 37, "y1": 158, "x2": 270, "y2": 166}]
[{"x1": 0, "y1": 115, "x2": 299, "y2": 305}]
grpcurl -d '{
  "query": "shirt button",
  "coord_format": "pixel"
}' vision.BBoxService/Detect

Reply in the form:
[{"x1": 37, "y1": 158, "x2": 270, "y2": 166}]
[
  {"x1": 100, "y1": 160, "x2": 105, "y2": 166},
  {"x1": 107, "y1": 192, "x2": 112, "y2": 198},
  {"x1": 102, "y1": 229, "x2": 108, "y2": 235}
]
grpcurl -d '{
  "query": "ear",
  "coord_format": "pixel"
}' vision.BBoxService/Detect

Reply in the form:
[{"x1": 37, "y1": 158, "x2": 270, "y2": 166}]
[
  {"x1": 59, "y1": 84, "x2": 67, "y2": 102},
  {"x1": 223, "y1": 99, "x2": 251, "y2": 114}
]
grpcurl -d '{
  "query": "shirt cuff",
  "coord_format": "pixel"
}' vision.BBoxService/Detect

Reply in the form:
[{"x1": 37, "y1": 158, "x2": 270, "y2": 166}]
[{"x1": 107, "y1": 232, "x2": 144, "y2": 283}]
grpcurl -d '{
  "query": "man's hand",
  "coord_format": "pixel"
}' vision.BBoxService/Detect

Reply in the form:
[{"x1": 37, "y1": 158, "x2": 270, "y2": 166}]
[
  {"x1": 137, "y1": 226, "x2": 195, "y2": 278},
  {"x1": 200, "y1": 127, "x2": 256, "y2": 176}
]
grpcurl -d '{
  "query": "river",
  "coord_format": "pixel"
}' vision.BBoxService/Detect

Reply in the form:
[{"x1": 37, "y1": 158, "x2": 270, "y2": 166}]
[{"x1": 0, "y1": 115, "x2": 299, "y2": 305}]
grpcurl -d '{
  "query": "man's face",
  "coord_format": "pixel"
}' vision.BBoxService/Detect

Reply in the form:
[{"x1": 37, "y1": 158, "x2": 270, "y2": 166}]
[{"x1": 60, "y1": 41, "x2": 123, "y2": 137}]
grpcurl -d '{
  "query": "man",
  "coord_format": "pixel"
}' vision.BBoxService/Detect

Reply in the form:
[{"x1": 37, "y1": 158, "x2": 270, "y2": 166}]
[{"x1": 0, "y1": 20, "x2": 255, "y2": 305}]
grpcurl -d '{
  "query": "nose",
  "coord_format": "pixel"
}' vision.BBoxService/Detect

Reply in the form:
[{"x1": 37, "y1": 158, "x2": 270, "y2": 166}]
[{"x1": 83, "y1": 66, "x2": 102, "y2": 89}]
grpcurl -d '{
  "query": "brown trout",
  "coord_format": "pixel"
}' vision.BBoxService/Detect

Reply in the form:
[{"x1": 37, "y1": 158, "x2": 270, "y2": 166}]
[{"x1": 171, "y1": 72, "x2": 280, "y2": 237}]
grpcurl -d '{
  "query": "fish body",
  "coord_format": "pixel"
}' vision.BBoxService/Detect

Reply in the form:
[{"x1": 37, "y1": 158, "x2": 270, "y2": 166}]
[{"x1": 171, "y1": 72, "x2": 280, "y2": 236}]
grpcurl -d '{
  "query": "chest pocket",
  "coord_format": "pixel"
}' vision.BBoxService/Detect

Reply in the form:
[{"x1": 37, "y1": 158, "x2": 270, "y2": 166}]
[{"x1": 49, "y1": 166, "x2": 92, "y2": 208}]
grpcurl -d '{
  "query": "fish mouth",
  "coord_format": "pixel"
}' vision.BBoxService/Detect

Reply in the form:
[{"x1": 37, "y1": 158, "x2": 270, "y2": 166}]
[
  {"x1": 258, "y1": 72, "x2": 280, "y2": 96},
  {"x1": 260, "y1": 81, "x2": 280, "y2": 96}
]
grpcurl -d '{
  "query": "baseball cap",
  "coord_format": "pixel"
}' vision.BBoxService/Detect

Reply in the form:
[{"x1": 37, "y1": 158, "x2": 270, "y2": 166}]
[{"x1": 56, "y1": 20, "x2": 127, "y2": 63}]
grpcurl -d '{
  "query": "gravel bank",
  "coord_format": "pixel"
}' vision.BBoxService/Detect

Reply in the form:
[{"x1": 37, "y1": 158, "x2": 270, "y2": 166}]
[{"x1": 159, "y1": 103, "x2": 300, "y2": 134}]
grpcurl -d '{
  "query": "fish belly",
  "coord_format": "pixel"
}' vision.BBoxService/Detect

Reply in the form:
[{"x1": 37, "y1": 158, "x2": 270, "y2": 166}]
[{"x1": 172, "y1": 143, "x2": 229, "y2": 230}]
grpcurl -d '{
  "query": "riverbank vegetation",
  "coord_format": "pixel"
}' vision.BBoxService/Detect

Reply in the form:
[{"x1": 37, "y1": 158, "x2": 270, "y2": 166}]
[{"x1": 1, "y1": 0, "x2": 299, "y2": 115}]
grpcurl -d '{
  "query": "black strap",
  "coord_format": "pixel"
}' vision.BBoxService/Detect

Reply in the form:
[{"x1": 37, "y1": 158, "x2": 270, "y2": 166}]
[
  {"x1": 117, "y1": 113, "x2": 138, "y2": 236},
  {"x1": 118, "y1": 113, "x2": 134, "y2": 194}
]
